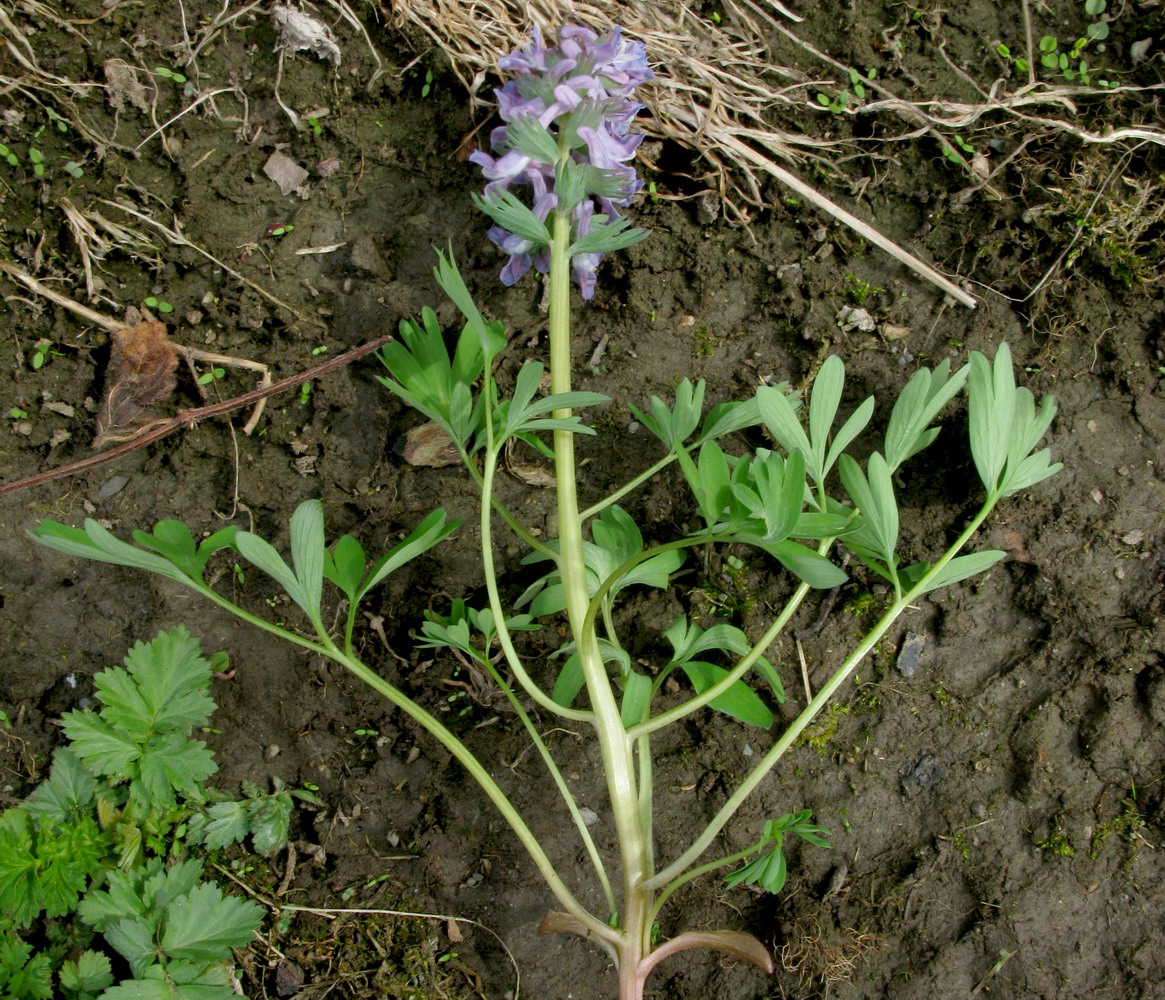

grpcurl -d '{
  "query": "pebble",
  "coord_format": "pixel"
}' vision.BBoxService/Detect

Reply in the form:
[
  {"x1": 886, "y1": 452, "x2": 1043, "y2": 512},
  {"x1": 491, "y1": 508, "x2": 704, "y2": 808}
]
[
  {"x1": 971, "y1": 801, "x2": 988, "y2": 820},
  {"x1": 98, "y1": 475, "x2": 129, "y2": 499},
  {"x1": 264, "y1": 743, "x2": 281, "y2": 760},
  {"x1": 897, "y1": 632, "x2": 926, "y2": 678}
]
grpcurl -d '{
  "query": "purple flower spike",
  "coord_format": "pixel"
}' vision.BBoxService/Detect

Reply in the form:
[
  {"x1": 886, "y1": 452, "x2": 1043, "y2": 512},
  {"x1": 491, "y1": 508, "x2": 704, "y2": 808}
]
[{"x1": 473, "y1": 23, "x2": 652, "y2": 299}]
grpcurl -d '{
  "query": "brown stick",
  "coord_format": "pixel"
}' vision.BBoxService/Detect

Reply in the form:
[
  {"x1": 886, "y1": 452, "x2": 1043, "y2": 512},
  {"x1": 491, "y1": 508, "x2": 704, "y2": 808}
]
[{"x1": 0, "y1": 334, "x2": 392, "y2": 499}]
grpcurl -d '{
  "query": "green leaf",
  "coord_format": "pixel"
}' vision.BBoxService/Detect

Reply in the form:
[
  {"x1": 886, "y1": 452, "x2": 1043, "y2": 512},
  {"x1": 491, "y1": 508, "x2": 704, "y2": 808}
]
[
  {"x1": 883, "y1": 360, "x2": 968, "y2": 471},
  {"x1": 60, "y1": 950, "x2": 115, "y2": 995},
  {"x1": 677, "y1": 661, "x2": 773, "y2": 727},
  {"x1": 904, "y1": 550, "x2": 1006, "y2": 594},
  {"x1": 620, "y1": 671, "x2": 653, "y2": 727},
  {"x1": 757, "y1": 385, "x2": 813, "y2": 470},
  {"x1": 22, "y1": 747, "x2": 96, "y2": 822},
  {"x1": 289, "y1": 500, "x2": 326, "y2": 624},
  {"x1": 192, "y1": 801, "x2": 250, "y2": 850},
  {"x1": 233, "y1": 532, "x2": 307, "y2": 613},
  {"x1": 135, "y1": 733, "x2": 216, "y2": 808},
  {"x1": 472, "y1": 188, "x2": 551, "y2": 245},
  {"x1": 103, "y1": 915, "x2": 157, "y2": 978},
  {"x1": 838, "y1": 452, "x2": 898, "y2": 570},
  {"x1": 110, "y1": 628, "x2": 215, "y2": 736},
  {"x1": 61, "y1": 711, "x2": 140, "y2": 779},
  {"x1": 246, "y1": 793, "x2": 292, "y2": 855},
  {"x1": 747, "y1": 537, "x2": 848, "y2": 589},
  {"x1": 502, "y1": 112, "x2": 560, "y2": 163},
  {"x1": 567, "y1": 214, "x2": 649, "y2": 257},
  {"x1": 324, "y1": 534, "x2": 366, "y2": 601},
  {"x1": 161, "y1": 882, "x2": 263, "y2": 963},
  {"x1": 433, "y1": 248, "x2": 496, "y2": 364},
  {"x1": 357, "y1": 509, "x2": 459, "y2": 602}
]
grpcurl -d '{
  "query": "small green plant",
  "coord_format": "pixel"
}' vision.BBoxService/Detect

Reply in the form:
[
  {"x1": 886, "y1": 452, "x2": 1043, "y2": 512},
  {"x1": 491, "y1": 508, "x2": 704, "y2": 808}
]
[
  {"x1": 842, "y1": 274, "x2": 885, "y2": 306},
  {"x1": 311, "y1": 344, "x2": 328, "y2": 356},
  {"x1": 306, "y1": 117, "x2": 323, "y2": 137},
  {"x1": 29, "y1": 340, "x2": 61, "y2": 371},
  {"x1": 995, "y1": 42, "x2": 1029, "y2": 75},
  {"x1": 0, "y1": 628, "x2": 317, "y2": 998},
  {"x1": 0, "y1": 143, "x2": 19, "y2": 168},
  {"x1": 299, "y1": 380, "x2": 312, "y2": 404},
  {"x1": 421, "y1": 67, "x2": 434, "y2": 98},
  {"x1": 1035, "y1": 830, "x2": 1076, "y2": 857},
  {"x1": 266, "y1": 222, "x2": 295, "y2": 237},
  {"x1": 1037, "y1": 0, "x2": 1115, "y2": 87},
  {"x1": 143, "y1": 295, "x2": 174, "y2": 314},
  {"x1": 63, "y1": 160, "x2": 84, "y2": 179},
  {"x1": 155, "y1": 65, "x2": 188, "y2": 85},
  {"x1": 197, "y1": 366, "x2": 226, "y2": 386},
  {"x1": 27, "y1": 147, "x2": 44, "y2": 177},
  {"x1": 816, "y1": 68, "x2": 873, "y2": 115},
  {"x1": 7, "y1": 407, "x2": 28, "y2": 419}
]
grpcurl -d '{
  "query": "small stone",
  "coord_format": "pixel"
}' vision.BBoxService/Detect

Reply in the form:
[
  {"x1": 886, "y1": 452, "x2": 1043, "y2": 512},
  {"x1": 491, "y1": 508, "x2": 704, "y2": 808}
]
[
  {"x1": 98, "y1": 475, "x2": 129, "y2": 499},
  {"x1": 1121, "y1": 529, "x2": 1145, "y2": 546},
  {"x1": 897, "y1": 632, "x2": 926, "y2": 678},
  {"x1": 579, "y1": 806, "x2": 600, "y2": 827},
  {"x1": 971, "y1": 802, "x2": 988, "y2": 820},
  {"x1": 264, "y1": 743, "x2": 281, "y2": 760}
]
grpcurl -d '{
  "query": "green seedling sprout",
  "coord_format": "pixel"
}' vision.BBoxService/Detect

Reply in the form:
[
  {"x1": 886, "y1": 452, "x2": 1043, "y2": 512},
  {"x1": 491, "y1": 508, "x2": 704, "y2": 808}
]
[
  {"x1": 299, "y1": 381, "x2": 312, "y2": 404},
  {"x1": 143, "y1": 295, "x2": 173, "y2": 313},
  {"x1": 0, "y1": 143, "x2": 19, "y2": 168},
  {"x1": 27, "y1": 23, "x2": 1064, "y2": 1000},
  {"x1": 7, "y1": 407, "x2": 28, "y2": 419},
  {"x1": 196, "y1": 366, "x2": 225, "y2": 386},
  {"x1": 155, "y1": 65, "x2": 187, "y2": 85}
]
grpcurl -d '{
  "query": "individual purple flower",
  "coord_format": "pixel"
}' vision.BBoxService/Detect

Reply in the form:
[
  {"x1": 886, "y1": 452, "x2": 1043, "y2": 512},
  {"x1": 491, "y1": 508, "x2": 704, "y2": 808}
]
[{"x1": 471, "y1": 23, "x2": 652, "y2": 298}]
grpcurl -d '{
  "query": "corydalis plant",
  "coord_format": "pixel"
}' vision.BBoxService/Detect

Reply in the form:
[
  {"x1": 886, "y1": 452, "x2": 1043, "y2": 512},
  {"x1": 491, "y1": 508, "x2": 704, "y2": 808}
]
[
  {"x1": 470, "y1": 23, "x2": 652, "y2": 297},
  {"x1": 28, "y1": 23, "x2": 1063, "y2": 1000}
]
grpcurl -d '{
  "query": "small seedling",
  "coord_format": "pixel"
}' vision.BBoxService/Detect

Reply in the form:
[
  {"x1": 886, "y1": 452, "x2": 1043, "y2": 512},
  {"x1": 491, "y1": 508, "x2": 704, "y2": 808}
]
[
  {"x1": 27, "y1": 147, "x2": 44, "y2": 176},
  {"x1": 7, "y1": 407, "x2": 28, "y2": 419},
  {"x1": 306, "y1": 116, "x2": 323, "y2": 136},
  {"x1": 197, "y1": 366, "x2": 226, "y2": 386},
  {"x1": 63, "y1": 159, "x2": 83, "y2": 179},
  {"x1": 995, "y1": 42, "x2": 1030, "y2": 74},
  {"x1": 0, "y1": 143, "x2": 19, "y2": 167},
  {"x1": 30, "y1": 340, "x2": 59, "y2": 370},
  {"x1": 143, "y1": 295, "x2": 174, "y2": 313},
  {"x1": 300, "y1": 380, "x2": 313, "y2": 404},
  {"x1": 354, "y1": 727, "x2": 379, "y2": 737},
  {"x1": 232, "y1": 562, "x2": 246, "y2": 584},
  {"x1": 311, "y1": 344, "x2": 328, "y2": 356},
  {"x1": 816, "y1": 88, "x2": 850, "y2": 114},
  {"x1": 267, "y1": 222, "x2": 295, "y2": 237},
  {"x1": 155, "y1": 65, "x2": 188, "y2": 84},
  {"x1": 421, "y1": 67, "x2": 434, "y2": 98}
]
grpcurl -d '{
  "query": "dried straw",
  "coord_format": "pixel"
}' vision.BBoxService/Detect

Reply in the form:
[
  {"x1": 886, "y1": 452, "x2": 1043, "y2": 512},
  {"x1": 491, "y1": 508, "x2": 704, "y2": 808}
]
[{"x1": 384, "y1": 0, "x2": 979, "y2": 306}]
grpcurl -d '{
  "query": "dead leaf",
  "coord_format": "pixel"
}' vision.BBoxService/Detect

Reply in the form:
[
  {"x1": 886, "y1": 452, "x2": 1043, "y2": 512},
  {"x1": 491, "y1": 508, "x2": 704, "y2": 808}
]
[
  {"x1": 505, "y1": 438, "x2": 556, "y2": 487},
  {"x1": 272, "y1": 5, "x2": 342, "y2": 66},
  {"x1": 263, "y1": 150, "x2": 310, "y2": 196},
  {"x1": 395, "y1": 421, "x2": 461, "y2": 467},
  {"x1": 94, "y1": 321, "x2": 178, "y2": 447}
]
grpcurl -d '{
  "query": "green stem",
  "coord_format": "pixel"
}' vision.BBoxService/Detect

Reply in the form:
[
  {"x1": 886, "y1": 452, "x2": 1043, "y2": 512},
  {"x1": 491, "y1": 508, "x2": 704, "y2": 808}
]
[
  {"x1": 580, "y1": 452, "x2": 676, "y2": 522},
  {"x1": 647, "y1": 841, "x2": 759, "y2": 929},
  {"x1": 548, "y1": 208, "x2": 649, "y2": 938},
  {"x1": 478, "y1": 652, "x2": 617, "y2": 916},
  {"x1": 185, "y1": 577, "x2": 616, "y2": 943},
  {"x1": 643, "y1": 499, "x2": 1000, "y2": 891},
  {"x1": 480, "y1": 446, "x2": 594, "y2": 722}
]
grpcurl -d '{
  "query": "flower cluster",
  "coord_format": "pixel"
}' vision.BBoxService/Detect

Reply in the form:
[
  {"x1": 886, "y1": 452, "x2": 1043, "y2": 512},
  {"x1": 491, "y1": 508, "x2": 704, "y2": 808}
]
[{"x1": 470, "y1": 24, "x2": 653, "y2": 298}]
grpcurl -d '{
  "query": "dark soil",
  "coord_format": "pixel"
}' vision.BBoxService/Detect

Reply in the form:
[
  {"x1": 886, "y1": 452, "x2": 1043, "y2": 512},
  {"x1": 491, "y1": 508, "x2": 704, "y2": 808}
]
[{"x1": 2, "y1": 2, "x2": 1164, "y2": 999}]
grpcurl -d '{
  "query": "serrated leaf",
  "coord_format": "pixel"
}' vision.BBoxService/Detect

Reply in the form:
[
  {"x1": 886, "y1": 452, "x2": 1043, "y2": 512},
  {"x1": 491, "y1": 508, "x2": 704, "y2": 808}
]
[
  {"x1": 161, "y1": 882, "x2": 263, "y2": 963},
  {"x1": 193, "y1": 801, "x2": 250, "y2": 850},
  {"x1": 22, "y1": 747, "x2": 96, "y2": 822},
  {"x1": 135, "y1": 733, "x2": 216, "y2": 808},
  {"x1": 246, "y1": 793, "x2": 292, "y2": 855},
  {"x1": 472, "y1": 188, "x2": 551, "y2": 244},
  {"x1": 502, "y1": 113, "x2": 559, "y2": 163},
  {"x1": 61, "y1": 711, "x2": 140, "y2": 779},
  {"x1": 60, "y1": 950, "x2": 115, "y2": 994},
  {"x1": 104, "y1": 915, "x2": 158, "y2": 978},
  {"x1": 114, "y1": 628, "x2": 215, "y2": 736}
]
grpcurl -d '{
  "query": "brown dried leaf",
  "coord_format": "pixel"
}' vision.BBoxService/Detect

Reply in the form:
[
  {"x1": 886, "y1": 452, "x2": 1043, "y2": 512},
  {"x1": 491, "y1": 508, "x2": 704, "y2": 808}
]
[
  {"x1": 94, "y1": 321, "x2": 178, "y2": 447},
  {"x1": 394, "y1": 421, "x2": 461, "y2": 467}
]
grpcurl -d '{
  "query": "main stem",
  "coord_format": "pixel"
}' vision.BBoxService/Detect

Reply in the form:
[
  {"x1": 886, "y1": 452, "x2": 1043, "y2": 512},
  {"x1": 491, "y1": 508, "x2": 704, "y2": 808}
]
[{"x1": 548, "y1": 211, "x2": 652, "y2": 993}]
